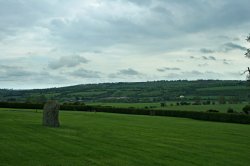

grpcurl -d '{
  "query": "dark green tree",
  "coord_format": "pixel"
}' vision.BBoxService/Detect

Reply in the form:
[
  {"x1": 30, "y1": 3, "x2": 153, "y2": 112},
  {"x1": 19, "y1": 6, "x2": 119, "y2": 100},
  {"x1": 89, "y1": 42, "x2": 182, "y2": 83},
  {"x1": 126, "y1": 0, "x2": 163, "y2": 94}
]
[
  {"x1": 245, "y1": 35, "x2": 250, "y2": 58},
  {"x1": 244, "y1": 35, "x2": 250, "y2": 81},
  {"x1": 218, "y1": 96, "x2": 226, "y2": 104}
]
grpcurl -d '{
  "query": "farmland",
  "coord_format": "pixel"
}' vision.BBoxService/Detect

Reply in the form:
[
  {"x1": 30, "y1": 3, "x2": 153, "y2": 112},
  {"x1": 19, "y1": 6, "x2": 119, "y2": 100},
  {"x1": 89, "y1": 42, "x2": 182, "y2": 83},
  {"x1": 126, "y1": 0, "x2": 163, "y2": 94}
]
[
  {"x1": 1, "y1": 108, "x2": 250, "y2": 166},
  {"x1": 0, "y1": 80, "x2": 249, "y2": 103},
  {"x1": 87, "y1": 102, "x2": 247, "y2": 113}
]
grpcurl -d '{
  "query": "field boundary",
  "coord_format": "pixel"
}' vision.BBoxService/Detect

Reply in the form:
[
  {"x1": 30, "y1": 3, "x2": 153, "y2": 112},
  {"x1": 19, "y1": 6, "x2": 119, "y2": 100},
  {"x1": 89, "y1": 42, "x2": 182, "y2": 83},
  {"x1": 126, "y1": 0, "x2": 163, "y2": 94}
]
[{"x1": 0, "y1": 102, "x2": 250, "y2": 124}]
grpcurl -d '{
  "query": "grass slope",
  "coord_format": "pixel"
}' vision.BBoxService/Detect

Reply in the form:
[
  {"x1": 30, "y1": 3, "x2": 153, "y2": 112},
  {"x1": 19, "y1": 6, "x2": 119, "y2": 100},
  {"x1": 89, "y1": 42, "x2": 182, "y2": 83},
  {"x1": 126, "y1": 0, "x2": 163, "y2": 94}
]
[
  {"x1": 1, "y1": 80, "x2": 249, "y2": 103},
  {"x1": 0, "y1": 108, "x2": 250, "y2": 166}
]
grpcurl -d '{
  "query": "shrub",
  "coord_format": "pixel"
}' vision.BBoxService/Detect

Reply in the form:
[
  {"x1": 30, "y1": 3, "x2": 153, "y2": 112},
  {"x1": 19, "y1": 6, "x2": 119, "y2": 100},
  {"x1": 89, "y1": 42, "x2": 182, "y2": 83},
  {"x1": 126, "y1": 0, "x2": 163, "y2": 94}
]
[
  {"x1": 1, "y1": 102, "x2": 250, "y2": 124},
  {"x1": 207, "y1": 109, "x2": 219, "y2": 113},
  {"x1": 227, "y1": 108, "x2": 235, "y2": 113},
  {"x1": 203, "y1": 101, "x2": 211, "y2": 105},
  {"x1": 243, "y1": 105, "x2": 250, "y2": 114},
  {"x1": 160, "y1": 103, "x2": 166, "y2": 107},
  {"x1": 180, "y1": 101, "x2": 190, "y2": 105}
]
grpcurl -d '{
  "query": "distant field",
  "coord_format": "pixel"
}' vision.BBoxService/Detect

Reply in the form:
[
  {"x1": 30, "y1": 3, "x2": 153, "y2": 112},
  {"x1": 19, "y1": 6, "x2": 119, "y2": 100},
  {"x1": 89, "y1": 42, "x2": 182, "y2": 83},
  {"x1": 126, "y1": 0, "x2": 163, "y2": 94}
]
[
  {"x1": 196, "y1": 86, "x2": 250, "y2": 91},
  {"x1": 156, "y1": 103, "x2": 247, "y2": 113},
  {"x1": 87, "y1": 102, "x2": 160, "y2": 108},
  {"x1": 1, "y1": 108, "x2": 250, "y2": 165},
  {"x1": 87, "y1": 102, "x2": 247, "y2": 113}
]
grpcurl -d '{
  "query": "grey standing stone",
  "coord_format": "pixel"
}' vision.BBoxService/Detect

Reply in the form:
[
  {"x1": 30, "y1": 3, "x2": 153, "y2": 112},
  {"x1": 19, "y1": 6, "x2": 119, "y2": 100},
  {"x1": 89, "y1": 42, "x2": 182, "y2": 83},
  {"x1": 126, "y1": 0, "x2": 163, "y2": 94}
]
[{"x1": 43, "y1": 100, "x2": 60, "y2": 127}]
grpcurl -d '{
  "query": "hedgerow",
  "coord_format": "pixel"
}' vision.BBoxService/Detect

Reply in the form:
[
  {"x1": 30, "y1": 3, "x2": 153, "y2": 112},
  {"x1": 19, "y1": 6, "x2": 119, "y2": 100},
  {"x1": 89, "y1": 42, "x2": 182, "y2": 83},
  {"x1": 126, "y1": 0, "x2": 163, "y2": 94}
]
[{"x1": 0, "y1": 102, "x2": 249, "y2": 124}]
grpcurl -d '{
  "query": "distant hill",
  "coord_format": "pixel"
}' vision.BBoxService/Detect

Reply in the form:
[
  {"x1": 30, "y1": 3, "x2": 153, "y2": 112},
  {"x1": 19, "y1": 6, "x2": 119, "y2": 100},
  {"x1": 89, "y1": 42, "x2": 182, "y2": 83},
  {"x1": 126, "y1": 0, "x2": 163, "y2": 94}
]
[{"x1": 0, "y1": 80, "x2": 249, "y2": 103}]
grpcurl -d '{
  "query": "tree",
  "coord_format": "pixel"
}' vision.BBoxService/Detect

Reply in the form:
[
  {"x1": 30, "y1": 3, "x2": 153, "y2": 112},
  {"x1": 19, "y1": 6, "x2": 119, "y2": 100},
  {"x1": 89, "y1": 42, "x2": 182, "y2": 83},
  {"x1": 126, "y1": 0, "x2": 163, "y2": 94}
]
[
  {"x1": 193, "y1": 96, "x2": 201, "y2": 105},
  {"x1": 160, "y1": 102, "x2": 166, "y2": 107},
  {"x1": 244, "y1": 35, "x2": 250, "y2": 81},
  {"x1": 242, "y1": 105, "x2": 250, "y2": 114},
  {"x1": 218, "y1": 96, "x2": 226, "y2": 104},
  {"x1": 243, "y1": 67, "x2": 250, "y2": 81},
  {"x1": 245, "y1": 35, "x2": 250, "y2": 58}
]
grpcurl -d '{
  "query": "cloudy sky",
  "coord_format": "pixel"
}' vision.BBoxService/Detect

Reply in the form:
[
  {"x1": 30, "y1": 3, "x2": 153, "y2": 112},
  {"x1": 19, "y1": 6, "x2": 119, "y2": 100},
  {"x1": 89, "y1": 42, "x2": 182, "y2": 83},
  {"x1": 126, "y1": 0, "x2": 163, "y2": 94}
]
[{"x1": 0, "y1": 0, "x2": 250, "y2": 89}]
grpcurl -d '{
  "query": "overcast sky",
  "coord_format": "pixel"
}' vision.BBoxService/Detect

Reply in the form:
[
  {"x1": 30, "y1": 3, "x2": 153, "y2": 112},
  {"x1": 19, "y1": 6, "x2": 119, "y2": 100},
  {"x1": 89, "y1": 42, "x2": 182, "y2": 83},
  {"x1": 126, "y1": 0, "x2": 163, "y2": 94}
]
[{"x1": 0, "y1": 0, "x2": 250, "y2": 89}]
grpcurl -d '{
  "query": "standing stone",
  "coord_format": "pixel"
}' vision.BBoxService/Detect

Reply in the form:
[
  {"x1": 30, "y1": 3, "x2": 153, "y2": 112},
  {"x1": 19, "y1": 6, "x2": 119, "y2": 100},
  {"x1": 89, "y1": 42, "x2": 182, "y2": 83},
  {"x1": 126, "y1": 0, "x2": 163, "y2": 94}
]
[{"x1": 43, "y1": 100, "x2": 60, "y2": 127}]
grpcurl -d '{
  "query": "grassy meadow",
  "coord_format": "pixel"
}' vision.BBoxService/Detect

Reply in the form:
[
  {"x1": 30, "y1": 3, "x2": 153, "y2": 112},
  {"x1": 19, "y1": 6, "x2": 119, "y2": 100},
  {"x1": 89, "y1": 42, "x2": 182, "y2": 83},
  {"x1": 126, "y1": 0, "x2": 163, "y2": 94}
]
[{"x1": 1, "y1": 108, "x2": 250, "y2": 166}]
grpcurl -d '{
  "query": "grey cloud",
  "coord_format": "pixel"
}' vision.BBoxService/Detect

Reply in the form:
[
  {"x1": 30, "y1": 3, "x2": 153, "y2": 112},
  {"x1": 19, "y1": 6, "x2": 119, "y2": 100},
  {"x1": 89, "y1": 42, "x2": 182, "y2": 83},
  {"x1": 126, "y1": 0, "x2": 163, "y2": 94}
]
[
  {"x1": 202, "y1": 56, "x2": 208, "y2": 60},
  {"x1": 0, "y1": 0, "x2": 249, "y2": 88},
  {"x1": 48, "y1": 12, "x2": 175, "y2": 52},
  {"x1": 198, "y1": 63, "x2": 208, "y2": 67},
  {"x1": 188, "y1": 70, "x2": 203, "y2": 75},
  {"x1": 165, "y1": 70, "x2": 222, "y2": 80},
  {"x1": 223, "y1": 42, "x2": 247, "y2": 52},
  {"x1": 48, "y1": 55, "x2": 89, "y2": 69},
  {"x1": 126, "y1": 0, "x2": 152, "y2": 6},
  {"x1": 108, "y1": 68, "x2": 143, "y2": 80},
  {"x1": 217, "y1": 35, "x2": 240, "y2": 41},
  {"x1": 209, "y1": 56, "x2": 216, "y2": 60},
  {"x1": 175, "y1": 0, "x2": 250, "y2": 32},
  {"x1": 157, "y1": 69, "x2": 165, "y2": 72},
  {"x1": 201, "y1": 43, "x2": 246, "y2": 55},
  {"x1": 0, "y1": 65, "x2": 67, "y2": 84},
  {"x1": 157, "y1": 67, "x2": 181, "y2": 72},
  {"x1": 69, "y1": 69, "x2": 101, "y2": 78},
  {"x1": 118, "y1": 68, "x2": 141, "y2": 76},
  {"x1": 233, "y1": 37, "x2": 240, "y2": 41},
  {"x1": 0, "y1": 65, "x2": 13, "y2": 70},
  {"x1": 223, "y1": 59, "x2": 230, "y2": 65},
  {"x1": 200, "y1": 48, "x2": 216, "y2": 54},
  {"x1": 0, "y1": 0, "x2": 54, "y2": 39},
  {"x1": 2, "y1": 0, "x2": 248, "y2": 52},
  {"x1": 0, "y1": 65, "x2": 33, "y2": 78},
  {"x1": 202, "y1": 56, "x2": 216, "y2": 61}
]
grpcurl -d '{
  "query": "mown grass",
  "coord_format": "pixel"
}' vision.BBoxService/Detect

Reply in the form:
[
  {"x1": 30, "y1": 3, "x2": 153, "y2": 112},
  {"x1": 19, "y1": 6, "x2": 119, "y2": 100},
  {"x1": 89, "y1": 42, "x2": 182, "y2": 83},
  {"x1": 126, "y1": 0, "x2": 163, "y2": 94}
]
[{"x1": 0, "y1": 108, "x2": 250, "y2": 166}]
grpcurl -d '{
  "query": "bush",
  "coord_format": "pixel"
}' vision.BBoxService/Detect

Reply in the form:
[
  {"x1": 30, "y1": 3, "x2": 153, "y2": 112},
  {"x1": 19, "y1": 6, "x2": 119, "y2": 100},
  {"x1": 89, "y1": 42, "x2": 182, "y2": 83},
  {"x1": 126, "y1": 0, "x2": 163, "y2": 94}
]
[
  {"x1": 180, "y1": 101, "x2": 190, "y2": 105},
  {"x1": 227, "y1": 108, "x2": 235, "y2": 113},
  {"x1": 0, "y1": 102, "x2": 250, "y2": 124},
  {"x1": 203, "y1": 101, "x2": 211, "y2": 105},
  {"x1": 207, "y1": 109, "x2": 219, "y2": 113},
  {"x1": 160, "y1": 102, "x2": 166, "y2": 107},
  {"x1": 0, "y1": 102, "x2": 43, "y2": 109},
  {"x1": 243, "y1": 105, "x2": 250, "y2": 114}
]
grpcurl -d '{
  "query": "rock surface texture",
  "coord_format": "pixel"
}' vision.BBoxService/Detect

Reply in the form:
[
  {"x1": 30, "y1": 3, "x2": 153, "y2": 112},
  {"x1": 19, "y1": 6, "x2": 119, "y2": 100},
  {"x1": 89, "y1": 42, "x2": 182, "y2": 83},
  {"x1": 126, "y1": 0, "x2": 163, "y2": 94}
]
[{"x1": 43, "y1": 101, "x2": 60, "y2": 127}]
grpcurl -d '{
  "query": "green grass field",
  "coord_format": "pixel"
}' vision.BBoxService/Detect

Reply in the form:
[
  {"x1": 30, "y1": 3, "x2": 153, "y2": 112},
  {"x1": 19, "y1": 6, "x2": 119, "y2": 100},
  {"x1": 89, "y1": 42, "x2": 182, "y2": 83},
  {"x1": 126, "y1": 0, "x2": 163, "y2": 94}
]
[
  {"x1": 87, "y1": 102, "x2": 246, "y2": 113},
  {"x1": 156, "y1": 103, "x2": 246, "y2": 112},
  {"x1": 87, "y1": 102, "x2": 160, "y2": 108},
  {"x1": 1, "y1": 108, "x2": 250, "y2": 166}
]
